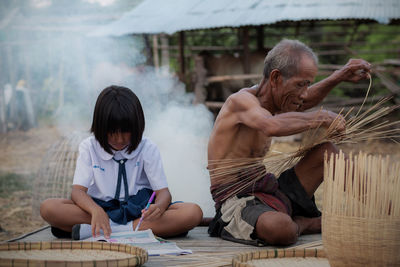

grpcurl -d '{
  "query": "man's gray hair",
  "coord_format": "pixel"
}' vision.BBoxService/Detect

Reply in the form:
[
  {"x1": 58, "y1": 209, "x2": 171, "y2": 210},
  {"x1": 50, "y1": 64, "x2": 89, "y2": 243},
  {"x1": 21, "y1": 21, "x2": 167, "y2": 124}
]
[{"x1": 263, "y1": 39, "x2": 318, "y2": 79}]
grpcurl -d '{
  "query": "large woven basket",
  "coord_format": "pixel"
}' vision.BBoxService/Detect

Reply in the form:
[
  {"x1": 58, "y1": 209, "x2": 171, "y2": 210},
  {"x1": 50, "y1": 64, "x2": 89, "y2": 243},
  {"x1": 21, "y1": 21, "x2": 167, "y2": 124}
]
[
  {"x1": 0, "y1": 241, "x2": 147, "y2": 267},
  {"x1": 322, "y1": 151, "x2": 400, "y2": 267},
  {"x1": 323, "y1": 213, "x2": 400, "y2": 267},
  {"x1": 232, "y1": 248, "x2": 329, "y2": 267}
]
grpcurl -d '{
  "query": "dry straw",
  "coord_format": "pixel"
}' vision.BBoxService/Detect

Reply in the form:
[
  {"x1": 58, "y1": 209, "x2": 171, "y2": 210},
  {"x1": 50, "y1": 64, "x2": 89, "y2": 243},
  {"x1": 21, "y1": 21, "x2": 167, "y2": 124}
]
[
  {"x1": 209, "y1": 75, "x2": 400, "y2": 203},
  {"x1": 322, "y1": 151, "x2": 400, "y2": 267}
]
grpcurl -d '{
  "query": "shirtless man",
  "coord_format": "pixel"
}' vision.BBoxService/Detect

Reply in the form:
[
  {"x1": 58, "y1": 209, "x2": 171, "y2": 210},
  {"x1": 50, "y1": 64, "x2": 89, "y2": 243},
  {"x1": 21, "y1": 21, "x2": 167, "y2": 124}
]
[{"x1": 207, "y1": 39, "x2": 371, "y2": 246}]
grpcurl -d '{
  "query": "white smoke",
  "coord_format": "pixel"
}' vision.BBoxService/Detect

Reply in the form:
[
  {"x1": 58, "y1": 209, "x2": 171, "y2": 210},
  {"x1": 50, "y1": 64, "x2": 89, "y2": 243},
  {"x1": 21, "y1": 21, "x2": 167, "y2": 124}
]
[{"x1": 2, "y1": 1, "x2": 216, "y2": 217}]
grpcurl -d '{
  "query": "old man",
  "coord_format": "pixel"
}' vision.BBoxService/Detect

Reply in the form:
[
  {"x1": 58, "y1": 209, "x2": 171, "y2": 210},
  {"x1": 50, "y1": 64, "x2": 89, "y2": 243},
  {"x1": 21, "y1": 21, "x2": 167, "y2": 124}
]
[{"x1": 207, "y1": 39, "x2": 371, "y2": 246}]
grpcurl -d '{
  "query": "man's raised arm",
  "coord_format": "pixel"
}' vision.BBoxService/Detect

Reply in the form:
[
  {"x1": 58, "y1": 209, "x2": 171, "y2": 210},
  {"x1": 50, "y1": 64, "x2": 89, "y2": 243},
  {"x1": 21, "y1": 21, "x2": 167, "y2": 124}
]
[
  {"x1": 230, "y1": 92, "x2": 345, "y2": 138},
  {"x1": 300, "y1": 59, "x2": 371, "y2": 111}
]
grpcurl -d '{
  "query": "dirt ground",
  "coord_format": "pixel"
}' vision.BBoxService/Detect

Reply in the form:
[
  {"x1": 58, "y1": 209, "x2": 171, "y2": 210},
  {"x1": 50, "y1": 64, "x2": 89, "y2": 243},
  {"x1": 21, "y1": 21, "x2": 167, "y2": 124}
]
[
  {"x1": 0, "y1": 126, "x2": 61, "y2": 241},
  {"x1": 0, "y1": 126, "x2": 399, "y2": 242}
]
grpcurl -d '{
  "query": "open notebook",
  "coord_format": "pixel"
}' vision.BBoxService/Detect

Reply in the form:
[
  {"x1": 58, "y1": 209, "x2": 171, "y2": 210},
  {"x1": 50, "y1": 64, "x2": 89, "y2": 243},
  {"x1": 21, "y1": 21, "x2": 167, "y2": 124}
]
[{"x1": 84, "y1": 229, "x2": 192, "y2": 256}]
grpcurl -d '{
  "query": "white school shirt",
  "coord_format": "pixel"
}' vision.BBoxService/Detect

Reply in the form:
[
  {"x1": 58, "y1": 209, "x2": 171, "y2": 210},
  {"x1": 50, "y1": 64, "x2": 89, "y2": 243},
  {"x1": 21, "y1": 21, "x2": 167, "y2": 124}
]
[{"x1": 73, "y1": 136, "x2": 168, "y2": 201}]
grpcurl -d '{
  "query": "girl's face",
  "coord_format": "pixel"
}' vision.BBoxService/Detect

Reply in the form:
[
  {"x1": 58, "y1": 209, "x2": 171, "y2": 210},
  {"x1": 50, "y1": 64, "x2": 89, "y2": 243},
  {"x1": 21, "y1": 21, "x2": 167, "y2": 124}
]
[{"x1": 107, "y1": 132, "x2": 131, "y2": 151}]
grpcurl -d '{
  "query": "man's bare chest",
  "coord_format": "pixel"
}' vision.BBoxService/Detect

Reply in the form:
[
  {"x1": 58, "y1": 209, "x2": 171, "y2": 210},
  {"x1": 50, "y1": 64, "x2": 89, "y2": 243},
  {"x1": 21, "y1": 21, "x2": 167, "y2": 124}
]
[{"x1": 235, "y1": 129, "x2": 271, "y2": 158}]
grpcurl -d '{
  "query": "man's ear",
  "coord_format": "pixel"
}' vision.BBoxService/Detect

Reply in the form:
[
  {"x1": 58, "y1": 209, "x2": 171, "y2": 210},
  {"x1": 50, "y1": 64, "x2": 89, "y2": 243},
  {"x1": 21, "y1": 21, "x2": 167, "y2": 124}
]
[{"x1": 269, "y1": 69, "x2": 281, "y2": 89}]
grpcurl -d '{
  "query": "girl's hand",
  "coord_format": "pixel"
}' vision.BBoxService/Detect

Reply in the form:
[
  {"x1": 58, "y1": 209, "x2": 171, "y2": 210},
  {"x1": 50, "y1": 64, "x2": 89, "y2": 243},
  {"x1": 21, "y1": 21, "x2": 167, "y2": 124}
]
[
  {"x1": 141, "y1": 204, "x2": 164, "y2": 221},
  {"x1": 91, "y1": 207, "x2": 111, "y2": 238}
]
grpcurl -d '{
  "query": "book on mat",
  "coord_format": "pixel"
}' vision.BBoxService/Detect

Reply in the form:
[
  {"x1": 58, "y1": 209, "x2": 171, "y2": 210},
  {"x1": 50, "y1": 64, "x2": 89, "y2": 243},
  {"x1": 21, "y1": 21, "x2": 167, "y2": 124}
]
[{"x1": 84, "y1": 229, "x2": 192, "y2": 256}]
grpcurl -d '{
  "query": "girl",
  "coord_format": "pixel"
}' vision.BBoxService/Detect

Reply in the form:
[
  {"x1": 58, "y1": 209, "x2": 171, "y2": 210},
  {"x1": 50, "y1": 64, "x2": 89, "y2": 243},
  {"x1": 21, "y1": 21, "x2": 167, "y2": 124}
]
[{"x1": 40, "y1": 85, "x2": 203, "y2": 240}]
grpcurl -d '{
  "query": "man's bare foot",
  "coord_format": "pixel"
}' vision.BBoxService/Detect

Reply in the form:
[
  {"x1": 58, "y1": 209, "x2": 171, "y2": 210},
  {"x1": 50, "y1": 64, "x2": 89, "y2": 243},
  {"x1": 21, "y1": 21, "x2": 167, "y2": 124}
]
[{"x1": 294, "y1": 216, "x2": 321, "y2": 235}]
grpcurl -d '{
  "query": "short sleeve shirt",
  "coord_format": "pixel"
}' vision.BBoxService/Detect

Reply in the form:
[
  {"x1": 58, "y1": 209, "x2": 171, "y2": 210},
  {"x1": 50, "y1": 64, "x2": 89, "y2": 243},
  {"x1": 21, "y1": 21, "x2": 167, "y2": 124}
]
[{"x1": 73, "y1": 136, "x2": 168, "y2": 201}]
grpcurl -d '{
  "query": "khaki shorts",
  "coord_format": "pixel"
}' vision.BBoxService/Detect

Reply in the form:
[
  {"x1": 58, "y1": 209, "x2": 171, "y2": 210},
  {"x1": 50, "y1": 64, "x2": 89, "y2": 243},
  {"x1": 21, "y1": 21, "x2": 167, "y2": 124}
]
[{"x1": 208, "y1": 167, "x2": 321, "y2": 246}]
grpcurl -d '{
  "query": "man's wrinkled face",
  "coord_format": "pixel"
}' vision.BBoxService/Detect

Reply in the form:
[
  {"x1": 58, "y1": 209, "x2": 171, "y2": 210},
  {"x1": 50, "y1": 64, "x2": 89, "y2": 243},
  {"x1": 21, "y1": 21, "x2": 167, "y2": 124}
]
[{"x1": 276, "y1": 56, "x2": 318, "y2": 112}]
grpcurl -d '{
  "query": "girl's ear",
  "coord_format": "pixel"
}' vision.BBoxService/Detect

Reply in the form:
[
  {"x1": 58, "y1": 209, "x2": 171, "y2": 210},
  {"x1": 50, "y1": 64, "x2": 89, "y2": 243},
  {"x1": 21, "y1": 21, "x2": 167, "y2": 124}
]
[{"x1": 269, "y1": 69, "x2": 281, "y2": 90}]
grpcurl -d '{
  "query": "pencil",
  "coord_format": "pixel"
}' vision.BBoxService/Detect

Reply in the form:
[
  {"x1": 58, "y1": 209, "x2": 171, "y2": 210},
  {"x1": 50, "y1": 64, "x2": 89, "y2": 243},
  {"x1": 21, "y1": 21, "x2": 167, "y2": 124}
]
[{"x1": 134, "y1": 191, "x2": 156, "y2": 232}]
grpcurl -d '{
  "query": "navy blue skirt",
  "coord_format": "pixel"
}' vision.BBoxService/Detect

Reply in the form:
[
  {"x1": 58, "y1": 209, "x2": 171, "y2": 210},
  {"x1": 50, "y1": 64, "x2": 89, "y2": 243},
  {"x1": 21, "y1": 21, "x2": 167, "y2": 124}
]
[{"x1": 92, "y1": 188, "x2": 153, "y2": 225}]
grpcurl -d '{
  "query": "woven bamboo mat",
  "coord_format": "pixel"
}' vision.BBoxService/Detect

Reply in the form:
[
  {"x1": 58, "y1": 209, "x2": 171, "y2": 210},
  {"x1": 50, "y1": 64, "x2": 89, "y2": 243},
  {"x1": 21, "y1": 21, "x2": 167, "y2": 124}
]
[
  {"x1": 0, "y1": 241, "x2": 147, "y2": 267},
  {"x1": 232, "y1": 247, "x2": 329, "y2": 267}
]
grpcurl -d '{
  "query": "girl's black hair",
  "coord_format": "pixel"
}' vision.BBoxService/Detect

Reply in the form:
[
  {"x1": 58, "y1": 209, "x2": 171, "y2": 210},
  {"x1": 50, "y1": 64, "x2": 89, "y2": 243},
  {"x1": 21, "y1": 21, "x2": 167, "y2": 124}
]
[{"x1": 91, "y1": 85, "x2": 145, "y2": 154}]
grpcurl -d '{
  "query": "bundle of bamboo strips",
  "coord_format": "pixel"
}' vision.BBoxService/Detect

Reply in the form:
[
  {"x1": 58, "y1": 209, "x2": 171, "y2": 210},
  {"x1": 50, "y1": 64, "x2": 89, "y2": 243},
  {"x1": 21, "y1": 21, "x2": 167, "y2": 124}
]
[{"x1": 322, "y1": 151, "x2": 400, "y2": 267}]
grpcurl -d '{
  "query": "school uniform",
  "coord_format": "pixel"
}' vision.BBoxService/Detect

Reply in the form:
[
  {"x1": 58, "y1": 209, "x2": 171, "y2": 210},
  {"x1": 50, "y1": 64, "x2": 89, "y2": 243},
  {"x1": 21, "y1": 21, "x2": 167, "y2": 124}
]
[{"x1": 73, "y1": 136, "x2": 168, "y2": 224}]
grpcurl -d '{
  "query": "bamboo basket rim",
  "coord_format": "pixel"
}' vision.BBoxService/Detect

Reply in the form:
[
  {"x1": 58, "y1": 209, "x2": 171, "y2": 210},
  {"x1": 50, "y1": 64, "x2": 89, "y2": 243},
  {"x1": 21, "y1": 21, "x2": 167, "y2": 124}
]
[
  {"x1": 232, "y1": 248, "x2": 327, "y2": 267},
  {"x1": 0, "y1": 241, "x2": 147, "y2": 267}
]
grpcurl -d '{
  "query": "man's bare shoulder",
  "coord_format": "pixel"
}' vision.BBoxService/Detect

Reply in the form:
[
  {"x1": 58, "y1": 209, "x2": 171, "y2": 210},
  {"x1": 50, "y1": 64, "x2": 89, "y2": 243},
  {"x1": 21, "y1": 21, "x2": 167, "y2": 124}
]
[{"x1": 225, "y1": 86, "x2": 260, "y2": 110}]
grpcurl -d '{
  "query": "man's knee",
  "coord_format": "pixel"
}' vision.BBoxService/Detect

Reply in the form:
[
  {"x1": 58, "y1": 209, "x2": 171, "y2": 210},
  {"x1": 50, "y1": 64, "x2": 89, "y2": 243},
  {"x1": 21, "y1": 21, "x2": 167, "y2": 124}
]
[{"x1": 255, "y1": 212, "x2": 298, "y2": 245}]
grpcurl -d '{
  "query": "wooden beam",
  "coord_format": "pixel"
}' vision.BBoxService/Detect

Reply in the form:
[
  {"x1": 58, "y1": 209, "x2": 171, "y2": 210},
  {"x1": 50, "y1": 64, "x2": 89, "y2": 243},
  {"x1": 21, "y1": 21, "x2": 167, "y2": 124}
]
[{"x1": 207, "y1": 74, "x2": 262, "y2": 83}]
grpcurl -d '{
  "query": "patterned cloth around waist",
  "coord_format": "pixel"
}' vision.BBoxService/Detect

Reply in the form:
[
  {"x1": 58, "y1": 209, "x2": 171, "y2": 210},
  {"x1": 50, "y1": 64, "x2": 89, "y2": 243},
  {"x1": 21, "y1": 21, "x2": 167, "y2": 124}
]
[
  {"x1": 210, "y1": 165, "x2": 292, "y2": 215},
  {"x1": 92, "y1": 188, "x2": 153, "y2": 225}
]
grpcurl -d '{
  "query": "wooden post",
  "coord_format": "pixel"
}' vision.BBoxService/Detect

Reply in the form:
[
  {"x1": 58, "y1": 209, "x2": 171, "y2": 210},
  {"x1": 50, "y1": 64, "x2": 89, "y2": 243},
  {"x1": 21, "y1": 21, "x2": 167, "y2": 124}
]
[
  {"x1": 193, "y1": 55, "x2": 207, "y2": 104},
  {"x1": 347, "y1": 21, "x2": 360, "y2": 48},
  {"x1": 160, "y1": 34, "x2": 170, "y2": 75},
  {"x1": 17, "y1": 81, "x2": 36, "y2": 129},
  {"x1": 143, "y1": 34, "x2": 154, "y2": 66},
  {"x1": 295, "y1": 21, "x2": 301, "y2": 38},
  {"x1": 256, "y1": 25, "x2": 264, "y2": 51},
  {"x1": 152, "y1": 35, "x2": 160, "y2": 73},
  {"x1": 178, "y1": 31, "x2": 185, "y2": 81},
  {"x1": 242, "y1": 27, "x2": 251, "y2": 86}
]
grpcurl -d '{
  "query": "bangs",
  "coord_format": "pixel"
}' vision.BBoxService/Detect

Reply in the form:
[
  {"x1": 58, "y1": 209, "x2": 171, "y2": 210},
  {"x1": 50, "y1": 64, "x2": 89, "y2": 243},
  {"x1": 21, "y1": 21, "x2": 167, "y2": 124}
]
[
  {"x1": 91, "y1": 85, "x2": 145, "y2": 154},
  {"x1": 106, "y1": 104, "x2": 134, "y2": 134}
]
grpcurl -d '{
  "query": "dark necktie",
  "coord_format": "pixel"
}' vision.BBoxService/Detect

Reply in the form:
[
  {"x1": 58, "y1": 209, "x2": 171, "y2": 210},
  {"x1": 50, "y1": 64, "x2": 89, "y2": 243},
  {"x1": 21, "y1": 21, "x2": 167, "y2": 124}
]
[{"x1": 113, "y1": 158, "x2": 129, "y2": 203}]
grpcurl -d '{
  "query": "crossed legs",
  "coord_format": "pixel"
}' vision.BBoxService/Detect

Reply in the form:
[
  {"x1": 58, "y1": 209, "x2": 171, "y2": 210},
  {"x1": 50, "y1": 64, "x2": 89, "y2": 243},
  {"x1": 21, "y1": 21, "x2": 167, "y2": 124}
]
[
  {"x1": 40, "y1": 199, "x2": 203, "y2": 238},
  {"x1": 255, "y1": 142, "x2": 338, "y2": 245}
]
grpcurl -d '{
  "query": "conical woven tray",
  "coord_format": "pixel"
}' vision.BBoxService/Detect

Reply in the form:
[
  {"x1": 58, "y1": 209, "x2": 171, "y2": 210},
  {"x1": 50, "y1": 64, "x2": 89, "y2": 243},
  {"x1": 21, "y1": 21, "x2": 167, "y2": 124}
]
[
  {"x1": 0, "y1": 241, "x2": 147, "y2": 267},
  {"x1": 232, "y1": 248, "x2": 329, "y2": 267}
]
